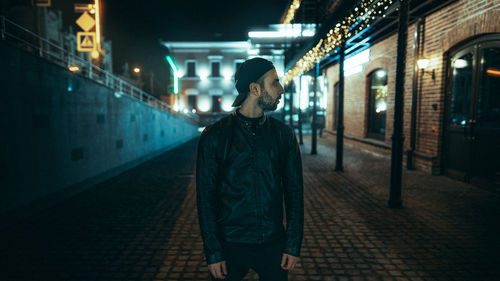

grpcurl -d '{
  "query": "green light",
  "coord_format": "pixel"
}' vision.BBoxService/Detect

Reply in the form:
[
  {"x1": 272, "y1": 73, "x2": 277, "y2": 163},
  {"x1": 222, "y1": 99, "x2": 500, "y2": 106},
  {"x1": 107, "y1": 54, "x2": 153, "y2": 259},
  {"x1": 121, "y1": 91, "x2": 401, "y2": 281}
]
[{"x1": 166, "y1": 55, "x2": 179, "y2": 94}]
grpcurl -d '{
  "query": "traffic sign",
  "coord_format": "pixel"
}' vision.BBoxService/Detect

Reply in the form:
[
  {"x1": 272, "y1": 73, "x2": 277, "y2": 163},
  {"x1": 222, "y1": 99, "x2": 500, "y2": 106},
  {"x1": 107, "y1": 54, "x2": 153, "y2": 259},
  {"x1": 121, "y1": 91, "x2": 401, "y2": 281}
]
[
  {"x1": 74, "y1": 3, "x2": 94, "y2": 13},
  {"x1": 35, "y1": 0, "x2": 51, "y2": 7},
  {"x1": 76, "y1": 11, "x2": 95, "y2": 32},
  {"x1": 77, "y1": 32, "x2": 96, "y2": 52}
]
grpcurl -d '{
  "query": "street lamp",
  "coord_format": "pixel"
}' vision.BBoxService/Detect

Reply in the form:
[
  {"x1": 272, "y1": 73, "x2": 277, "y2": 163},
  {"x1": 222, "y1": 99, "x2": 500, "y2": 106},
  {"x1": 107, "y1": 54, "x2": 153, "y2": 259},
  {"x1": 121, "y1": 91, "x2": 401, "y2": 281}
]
[{"x1": 133, "y1": 67, "x2": 141, "y2": 74}]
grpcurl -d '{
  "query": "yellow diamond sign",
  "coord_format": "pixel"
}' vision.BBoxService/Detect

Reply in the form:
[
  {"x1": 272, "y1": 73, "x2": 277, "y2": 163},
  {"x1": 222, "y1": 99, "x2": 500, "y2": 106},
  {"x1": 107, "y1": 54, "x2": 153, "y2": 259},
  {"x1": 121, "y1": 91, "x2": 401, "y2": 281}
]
[{"x1": 76, "y1": 11, "x2": 95, "y2": 32}]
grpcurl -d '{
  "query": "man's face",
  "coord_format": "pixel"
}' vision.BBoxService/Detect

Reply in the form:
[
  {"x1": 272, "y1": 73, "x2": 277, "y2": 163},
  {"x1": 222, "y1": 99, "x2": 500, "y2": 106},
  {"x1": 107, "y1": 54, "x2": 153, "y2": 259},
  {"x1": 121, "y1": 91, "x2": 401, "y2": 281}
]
[{"x1": 257, "y1": 69, "x2": 284, "y2": 111}]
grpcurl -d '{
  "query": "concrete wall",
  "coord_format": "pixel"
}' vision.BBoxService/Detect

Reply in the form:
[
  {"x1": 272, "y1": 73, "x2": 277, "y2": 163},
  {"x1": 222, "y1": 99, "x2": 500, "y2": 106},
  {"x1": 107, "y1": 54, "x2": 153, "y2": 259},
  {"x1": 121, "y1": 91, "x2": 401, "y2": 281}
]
[{"x1": 0, "y1": 42, "x2": 199, "y2": 216}]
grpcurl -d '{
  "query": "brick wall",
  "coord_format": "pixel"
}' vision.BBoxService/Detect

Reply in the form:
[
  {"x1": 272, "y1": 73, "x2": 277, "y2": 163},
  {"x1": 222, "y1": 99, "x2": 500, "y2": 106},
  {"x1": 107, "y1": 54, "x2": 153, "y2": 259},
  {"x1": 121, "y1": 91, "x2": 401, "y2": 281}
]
[{"x1": 325, "y1": 0, "x2": 500, "y2": 175}]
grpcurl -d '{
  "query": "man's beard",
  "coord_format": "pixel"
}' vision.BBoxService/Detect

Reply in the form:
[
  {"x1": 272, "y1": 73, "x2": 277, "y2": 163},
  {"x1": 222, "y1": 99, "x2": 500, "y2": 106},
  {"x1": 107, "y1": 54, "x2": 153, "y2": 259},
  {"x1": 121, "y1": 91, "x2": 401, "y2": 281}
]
[{"x1": 257, "y1": 89, "x2": 280, "y2": 111}]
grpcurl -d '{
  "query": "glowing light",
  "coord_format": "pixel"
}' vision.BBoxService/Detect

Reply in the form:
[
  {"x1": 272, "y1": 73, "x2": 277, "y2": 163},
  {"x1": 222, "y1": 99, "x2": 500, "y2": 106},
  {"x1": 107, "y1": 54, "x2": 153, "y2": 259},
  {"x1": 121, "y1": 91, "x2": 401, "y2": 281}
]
[
  {"x1": 183, "y1": 108, "x2": 188, "y2": 114},
  {"x1": 91, "y1": 50, "x2": 99, "y2": 59},
  {"x1": 94, "y1": 0, "x2": 101, "y2": 50},
  {"x1": 248, "y1": 49, "x2": 259, "y2": 55},
  {"x1": 486, "y1": 68, "x2": 500, "y2": 77},
  {"x1": 343, "y1": 49, "x2": 370, "y2": 76},
  {"x1": 281, "y1": 0, "x2": 302, "y2": 24},
  {"x1": 222, "y1": 98, "x2": 233, "y2": 112},
  {"x1": 417, "y1": 59, "x2": 429, "y2": 69},
  {"x1": 376, "y1": 70, "x2": 387, "y2": 78},
  {"x1": 166, "y1": 56, "x2": 179, "y2": 94},
  {"x1": 69, "y1": 65, "x2": 80, "y2": 72},
  {"x1": 198, "y1": 95, "x2": 212, "y2": 112},
  {"x1": 454, "y1": 59, "x2": 468, "y2": 69},
  {"x1": 282, "y1": 0, "x2": 396, "y2": 86},
  {"x1": 299, "y1": 76, "x2": 310, "y2": 110},
  {"x1": 199, "y1": 68, "x2": 209, "y2": 81},
  {"x1": 191, "y1": 109, "x2": 196, "y2": 113},
  {"x1": 133, "y1": 67, "x2": 141, "y2": 73},
  {"x1": 375, "y1": 101, "x2": 387, "y2": 113},
  {"x1": 345, "y1": 65, "x2": 363, "y2": 76},
  {"x1": 248, "y1": 30, "x2": 313, "y2": 38},
  {"x1": 222, "y1": 69, "x2": 233, "y2": 81}
]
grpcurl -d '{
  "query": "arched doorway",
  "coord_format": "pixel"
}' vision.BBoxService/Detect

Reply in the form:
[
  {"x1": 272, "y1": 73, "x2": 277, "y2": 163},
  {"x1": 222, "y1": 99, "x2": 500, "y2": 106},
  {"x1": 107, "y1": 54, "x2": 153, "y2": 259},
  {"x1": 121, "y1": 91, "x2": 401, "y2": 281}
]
[{"x1": 443, "y1": 34, "x2": 500, "y2": 185}]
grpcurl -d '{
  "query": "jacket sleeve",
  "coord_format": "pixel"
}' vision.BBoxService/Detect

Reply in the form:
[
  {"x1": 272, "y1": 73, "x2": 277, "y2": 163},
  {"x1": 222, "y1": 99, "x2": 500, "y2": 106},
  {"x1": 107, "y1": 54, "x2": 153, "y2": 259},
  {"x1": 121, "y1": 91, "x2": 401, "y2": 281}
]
[
  {"x1": 282, "y1": 129, "x2": 304, "y2": 257},
  {"x1": 196, "y1": 129, "x2": 224, "y2": 265}
]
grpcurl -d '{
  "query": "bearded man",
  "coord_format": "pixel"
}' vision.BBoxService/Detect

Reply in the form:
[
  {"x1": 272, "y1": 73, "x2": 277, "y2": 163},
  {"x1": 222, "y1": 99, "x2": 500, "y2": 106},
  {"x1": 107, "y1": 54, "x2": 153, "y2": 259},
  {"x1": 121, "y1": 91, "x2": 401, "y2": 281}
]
[{"x1": 196, "y1": 57, "x2": 304, "y2": 281}]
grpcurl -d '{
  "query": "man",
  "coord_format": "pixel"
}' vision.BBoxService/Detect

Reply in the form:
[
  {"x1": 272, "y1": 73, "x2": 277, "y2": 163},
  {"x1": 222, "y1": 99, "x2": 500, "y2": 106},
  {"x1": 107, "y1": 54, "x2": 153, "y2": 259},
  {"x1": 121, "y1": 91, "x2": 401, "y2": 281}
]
[{"x1": 196, "y1": 58, "x2": 304, "y2": 281}]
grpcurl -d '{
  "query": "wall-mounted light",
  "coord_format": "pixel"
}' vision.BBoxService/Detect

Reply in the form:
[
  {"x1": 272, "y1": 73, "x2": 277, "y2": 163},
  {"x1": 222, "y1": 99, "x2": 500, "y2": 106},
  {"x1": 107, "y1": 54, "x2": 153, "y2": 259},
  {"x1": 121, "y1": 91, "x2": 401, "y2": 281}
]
[
  {"x1": 417, "y1": 58, "x2": 435, "y2": 80},
  {"x1": 453, "y1": 59, "x2": 468, "y2": 69},
  {"x1": 69, "y1": 65, "x2": 80, "y2": 72}
]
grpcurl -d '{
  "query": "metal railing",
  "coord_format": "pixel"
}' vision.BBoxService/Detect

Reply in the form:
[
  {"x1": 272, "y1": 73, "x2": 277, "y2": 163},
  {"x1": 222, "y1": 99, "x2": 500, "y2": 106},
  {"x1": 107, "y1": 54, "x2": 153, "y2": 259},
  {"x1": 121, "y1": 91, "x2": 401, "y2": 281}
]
[{"x1": 0, "y1": 15, "x2": 199, "y2": 125}]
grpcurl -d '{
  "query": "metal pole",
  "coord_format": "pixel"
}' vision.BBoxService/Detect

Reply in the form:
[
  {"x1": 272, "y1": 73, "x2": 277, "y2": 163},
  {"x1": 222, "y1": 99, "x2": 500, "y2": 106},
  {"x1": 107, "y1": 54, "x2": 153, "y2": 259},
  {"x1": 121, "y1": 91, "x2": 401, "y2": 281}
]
[
  {"x1": 335, "y1": 42, "x2": 345, "y2": 171},
  {"x1": 298, "y1": 75, "x2": 303, "y2": 145},
  {"x1": 311, "y1": 61, "x2": 318, "y2": 155},
  {"x1": 289, "y1": 84, "x2": 294, "y2": 127},
  {"x1": 388, "y1": 0, "x2": 409, "y2": 209}
]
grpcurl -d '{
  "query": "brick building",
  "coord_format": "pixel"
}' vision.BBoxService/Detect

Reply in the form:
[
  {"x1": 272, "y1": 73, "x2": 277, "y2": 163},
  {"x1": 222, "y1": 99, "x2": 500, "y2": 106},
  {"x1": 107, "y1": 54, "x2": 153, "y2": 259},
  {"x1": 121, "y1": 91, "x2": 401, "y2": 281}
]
[{"x1": 284, "y1": 0, "x2": 499, "y2": 186}]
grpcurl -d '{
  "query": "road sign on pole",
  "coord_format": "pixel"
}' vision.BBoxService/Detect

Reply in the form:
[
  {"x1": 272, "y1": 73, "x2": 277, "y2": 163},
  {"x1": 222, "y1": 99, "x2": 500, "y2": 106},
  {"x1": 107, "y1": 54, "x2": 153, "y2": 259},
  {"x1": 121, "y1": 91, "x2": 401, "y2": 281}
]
[
  {"x1": 76, "y1": 12, "x2": 95, "y2": 32},
  {"x1": 35, "y1": 0, "x2": 51, "y2": 7},
  {"x1": 74, "y1": 3, "x2": 94, "y2": 13},
  {"x1": 77, "y1": 32, "x2": 96, "y2": 52}
]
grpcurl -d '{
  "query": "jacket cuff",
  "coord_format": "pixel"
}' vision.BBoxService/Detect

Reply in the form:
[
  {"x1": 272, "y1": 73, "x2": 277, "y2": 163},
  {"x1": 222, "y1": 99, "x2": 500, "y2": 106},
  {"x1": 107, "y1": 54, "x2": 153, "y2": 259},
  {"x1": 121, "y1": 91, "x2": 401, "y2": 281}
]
[
  {"x1": 206, "y1": 251, "x2": 225, "y2": 265},
  {"x1": 283, "y1": 245, "x2": 301, "y2": 257}
]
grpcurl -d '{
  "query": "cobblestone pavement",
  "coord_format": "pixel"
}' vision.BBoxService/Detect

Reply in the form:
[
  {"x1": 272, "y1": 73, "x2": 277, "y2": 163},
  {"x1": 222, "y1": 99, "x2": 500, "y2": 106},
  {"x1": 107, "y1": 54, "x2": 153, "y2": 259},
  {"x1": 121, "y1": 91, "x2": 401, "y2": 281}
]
[{"x1": 1, "y1": 134, "x2": 499, "y2": 281}]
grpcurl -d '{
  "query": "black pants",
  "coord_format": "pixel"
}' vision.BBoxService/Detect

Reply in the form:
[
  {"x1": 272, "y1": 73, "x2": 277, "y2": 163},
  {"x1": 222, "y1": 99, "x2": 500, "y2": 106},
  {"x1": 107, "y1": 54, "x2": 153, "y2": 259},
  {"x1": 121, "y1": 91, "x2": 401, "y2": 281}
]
[{"x1": 209, "y1": 237, "x2": 288, "y2": 281}]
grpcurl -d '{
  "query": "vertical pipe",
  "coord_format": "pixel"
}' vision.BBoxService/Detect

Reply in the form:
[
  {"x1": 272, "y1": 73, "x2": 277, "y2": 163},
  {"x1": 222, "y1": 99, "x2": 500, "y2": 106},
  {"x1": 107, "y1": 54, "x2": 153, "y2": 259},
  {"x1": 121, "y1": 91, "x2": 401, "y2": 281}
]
[
  {"x1": 298, "y1": 75, "x2": 304, "y2": 145},
  {"x1": 311, "y1": 61, "x2": 318, "y2": 155},
  {"x1": 289, "y1": 84, "x2": 294, "y2": 127},
  {"x1": 388, "y1": 0, "x2": 409, "y2": 209},
  {"x1": 335, "y1": 42, "x2": 345, "y2": 171},
  {"x1": 407, "y1": 17, "x2": 424, "y2": 170}
]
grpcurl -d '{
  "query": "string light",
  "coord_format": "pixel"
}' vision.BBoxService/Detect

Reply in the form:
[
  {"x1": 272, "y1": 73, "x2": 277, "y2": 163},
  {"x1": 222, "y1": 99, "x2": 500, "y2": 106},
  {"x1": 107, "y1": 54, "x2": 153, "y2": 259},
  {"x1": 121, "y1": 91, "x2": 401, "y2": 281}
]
[
  {"x1": 281, "y1": 0, "x2": 302, "y2": 24},
  {"x1": 283, "y1": 0, "x2": 395, "y2": 85}
]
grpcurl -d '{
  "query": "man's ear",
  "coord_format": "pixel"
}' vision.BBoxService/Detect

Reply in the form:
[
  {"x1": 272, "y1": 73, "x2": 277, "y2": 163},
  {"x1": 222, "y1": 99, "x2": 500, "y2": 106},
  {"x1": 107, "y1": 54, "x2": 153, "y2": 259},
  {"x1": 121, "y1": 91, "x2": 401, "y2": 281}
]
[{"x1": 249, "y1": 82, "x2": 260, "y2": 96}]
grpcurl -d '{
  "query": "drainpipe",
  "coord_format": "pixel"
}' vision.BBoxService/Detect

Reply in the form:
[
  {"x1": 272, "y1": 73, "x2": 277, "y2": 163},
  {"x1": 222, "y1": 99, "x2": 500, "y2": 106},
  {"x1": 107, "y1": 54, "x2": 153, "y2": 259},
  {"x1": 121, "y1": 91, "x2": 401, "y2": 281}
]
[
  {"x1": 298, "y1": 75, "x2": 304, "y2": 145},
  {"x1": 335, "y1": 41, "x2": 345, "y2": 172},
  {"x1": 407, "y1": 17, "x2": 424, "y2": 170}
]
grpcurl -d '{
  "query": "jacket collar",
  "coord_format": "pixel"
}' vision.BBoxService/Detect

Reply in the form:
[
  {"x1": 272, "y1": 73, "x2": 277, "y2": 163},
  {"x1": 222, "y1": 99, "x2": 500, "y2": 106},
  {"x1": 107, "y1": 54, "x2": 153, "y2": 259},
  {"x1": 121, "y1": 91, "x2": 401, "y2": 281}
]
[{"x1": 232, "y1": 110, "x2": 267, "y2": 126}]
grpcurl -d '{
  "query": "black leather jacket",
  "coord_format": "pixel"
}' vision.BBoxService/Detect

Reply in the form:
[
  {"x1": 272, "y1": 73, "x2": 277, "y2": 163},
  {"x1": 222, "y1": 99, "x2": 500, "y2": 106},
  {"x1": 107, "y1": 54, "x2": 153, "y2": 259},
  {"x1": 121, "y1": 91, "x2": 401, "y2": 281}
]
[{"x1": 196, "y1": 110, "x2": 304, "y2": 265}]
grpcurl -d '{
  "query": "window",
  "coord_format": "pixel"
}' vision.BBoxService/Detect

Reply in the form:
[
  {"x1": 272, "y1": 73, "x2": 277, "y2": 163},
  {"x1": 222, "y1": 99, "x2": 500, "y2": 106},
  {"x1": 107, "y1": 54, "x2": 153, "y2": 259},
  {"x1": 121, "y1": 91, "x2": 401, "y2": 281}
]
[
  {"x1": 187, "y1": 95, "x2": 197, "y2": 110},
  {"x1": 235, "y1": 61, "x2": 243, "y2": 73},
  {"x1": 367, "y1": 69, "x2": 388, "y2": 140},
  {"x1": 211, "y1": 61, "x2": 220, "y2": 77},
  {"x1": 186, "y1": 60, "x2": 196, "y2": 77},
  {"x1": 212, "y1": 96, "x2": 222, "y2": 112}
]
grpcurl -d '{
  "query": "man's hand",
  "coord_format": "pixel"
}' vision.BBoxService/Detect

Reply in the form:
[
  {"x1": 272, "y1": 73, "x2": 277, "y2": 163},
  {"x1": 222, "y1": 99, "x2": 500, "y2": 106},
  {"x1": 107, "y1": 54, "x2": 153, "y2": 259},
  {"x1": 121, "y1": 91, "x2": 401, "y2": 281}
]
[
  {"x1": 208, "y1": 260, "x2": 227, "y2": 279},
  {"x1": 281, "y1": 253, "x2": 300, "y2": 271}
]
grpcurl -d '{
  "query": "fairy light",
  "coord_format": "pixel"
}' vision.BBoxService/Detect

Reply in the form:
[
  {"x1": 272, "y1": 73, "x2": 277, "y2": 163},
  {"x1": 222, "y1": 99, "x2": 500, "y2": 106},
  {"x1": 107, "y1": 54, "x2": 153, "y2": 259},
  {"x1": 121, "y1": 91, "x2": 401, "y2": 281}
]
[
  {"x1": 282, "y1": 0, "x2": 302, "y2": 24},
  {"x1": 283, "y1": 0, "x2": 395, "y2": 85}
]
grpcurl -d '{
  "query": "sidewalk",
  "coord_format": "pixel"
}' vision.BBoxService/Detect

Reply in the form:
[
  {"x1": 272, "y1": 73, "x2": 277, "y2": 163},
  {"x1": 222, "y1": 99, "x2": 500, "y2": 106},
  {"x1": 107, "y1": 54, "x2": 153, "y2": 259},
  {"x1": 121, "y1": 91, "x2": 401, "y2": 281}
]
[{"x1": 0, "y1": 134, "x2": 498, "y2": 281}]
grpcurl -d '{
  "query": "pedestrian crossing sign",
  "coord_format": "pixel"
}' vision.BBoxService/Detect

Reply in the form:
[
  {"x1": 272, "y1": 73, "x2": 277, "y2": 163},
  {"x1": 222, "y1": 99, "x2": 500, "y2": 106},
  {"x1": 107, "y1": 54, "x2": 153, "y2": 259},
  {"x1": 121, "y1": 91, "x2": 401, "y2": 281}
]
[{"x1": 77, "y1": 32, "x2": 96, "y2": 52}]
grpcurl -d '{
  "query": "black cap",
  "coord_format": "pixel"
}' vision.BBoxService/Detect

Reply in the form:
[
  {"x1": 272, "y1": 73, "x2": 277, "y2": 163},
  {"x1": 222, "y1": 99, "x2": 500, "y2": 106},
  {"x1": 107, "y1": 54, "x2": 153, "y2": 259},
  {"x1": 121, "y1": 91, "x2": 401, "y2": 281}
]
[{"x1": 232, "y1": 58, "x2": 275, "y2": 107}]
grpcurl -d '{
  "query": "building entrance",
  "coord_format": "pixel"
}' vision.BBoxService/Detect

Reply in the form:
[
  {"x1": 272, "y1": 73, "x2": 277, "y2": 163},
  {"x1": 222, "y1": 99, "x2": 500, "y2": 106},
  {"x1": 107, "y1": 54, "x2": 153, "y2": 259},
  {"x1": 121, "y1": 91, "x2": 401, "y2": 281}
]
[{"x1": 444, "y1": 35, "x2": 500, "y2": 185}]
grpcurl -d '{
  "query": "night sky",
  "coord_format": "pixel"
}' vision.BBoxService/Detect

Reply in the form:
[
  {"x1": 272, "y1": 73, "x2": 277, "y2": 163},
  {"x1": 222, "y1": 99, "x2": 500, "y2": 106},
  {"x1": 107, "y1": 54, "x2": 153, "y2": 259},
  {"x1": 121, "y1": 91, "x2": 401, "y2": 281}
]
[
  {"x1": 102, "y1": 0, "x2": 289, "y2": 92},
  {"x1": 30, "y1": 0, "x2": 289, "y2": 95}
]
